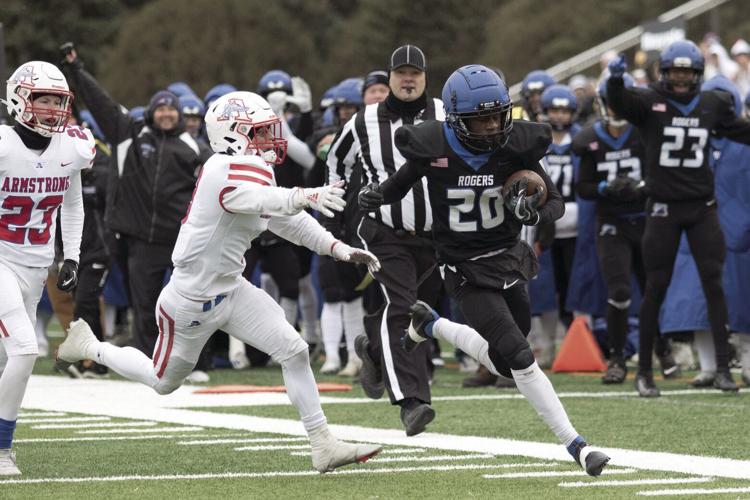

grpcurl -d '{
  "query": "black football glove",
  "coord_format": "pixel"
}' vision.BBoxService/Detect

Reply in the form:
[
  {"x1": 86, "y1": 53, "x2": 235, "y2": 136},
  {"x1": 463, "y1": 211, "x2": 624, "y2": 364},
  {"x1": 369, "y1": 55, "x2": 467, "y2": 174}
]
[
  {"x1": 504, "y1": 178, "x2": 544, "y2": 226},
  {"x1": 57, "y1": 259, "x2": 79, "y2": 292},
  {"x1": 606, "y1": 176, "x2": 641, "y2": 202},
  {"x1": 358, "y1": 182, "x2": 384, "y2": 212}
]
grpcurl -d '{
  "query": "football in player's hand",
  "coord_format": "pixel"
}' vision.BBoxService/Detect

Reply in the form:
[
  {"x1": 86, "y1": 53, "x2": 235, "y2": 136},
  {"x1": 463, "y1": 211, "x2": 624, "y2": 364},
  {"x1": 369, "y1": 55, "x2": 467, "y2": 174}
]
[{"x1": 501, "y1": 169, "x2": 548, "y2": 207}]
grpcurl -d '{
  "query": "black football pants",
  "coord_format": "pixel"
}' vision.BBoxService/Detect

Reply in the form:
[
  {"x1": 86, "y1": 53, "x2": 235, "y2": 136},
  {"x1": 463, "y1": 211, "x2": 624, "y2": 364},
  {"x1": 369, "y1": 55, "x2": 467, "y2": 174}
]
[
  {"x1": 358, "y1": 218, "x2": 441, "y2": 405},
  {"x1": 639, "y1": 199, "x2": 729, "y2": 372}
]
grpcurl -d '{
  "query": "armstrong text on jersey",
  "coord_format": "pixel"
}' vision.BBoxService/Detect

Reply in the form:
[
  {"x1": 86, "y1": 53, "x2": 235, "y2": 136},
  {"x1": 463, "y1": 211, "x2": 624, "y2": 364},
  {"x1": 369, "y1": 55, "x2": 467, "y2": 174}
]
[{"x1": 1, "y1": 176, "x2": 71, "y2": 194}]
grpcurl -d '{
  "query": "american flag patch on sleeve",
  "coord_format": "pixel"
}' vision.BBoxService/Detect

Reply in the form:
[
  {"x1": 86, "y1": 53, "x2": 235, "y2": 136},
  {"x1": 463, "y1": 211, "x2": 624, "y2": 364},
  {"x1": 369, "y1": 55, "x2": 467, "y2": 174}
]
[
  {"x1": 430, "y1": 157, "x2": 448, "y2": 168},
  {"x1": 227, "y1": 163, "x2": 274, "y2": 186},
  {"x1": 651, "y1": 103, "x2": 666, "y2": 112}
]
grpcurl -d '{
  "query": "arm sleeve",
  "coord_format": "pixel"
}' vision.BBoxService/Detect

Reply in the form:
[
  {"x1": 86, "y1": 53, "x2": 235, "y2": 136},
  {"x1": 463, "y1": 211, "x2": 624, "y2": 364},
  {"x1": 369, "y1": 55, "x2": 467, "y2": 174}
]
[
  {"x1": 282, "y1": 119, "x2": 316, "y2": 170},
  {"x1": 575, "y1": 150, "x2": 601, "y2": 200},
  {"x1": 529, "y1": 160, "x2": 565, "y2": 224},
  {"x1": 606, "y1": 77, "x2": 650, "y2": 127},
  {"x1": 67, "y1": 65, "x2": 135, "y2": 145},
  {"x1": 60, "y1": 171, "x2": 84, "y2": 263},
  {"x1": 326, "y1": 117, "x2": 360, "y2": 186},
  {"x1": 220, "y1": 183, "x2": 303, "y2": 216},
  {"x1": 379, "y1": 160, "x2": 425, "y2": 204},
  {"x1": 267, "y1": 211, "x2": 337, "y2": 256}
]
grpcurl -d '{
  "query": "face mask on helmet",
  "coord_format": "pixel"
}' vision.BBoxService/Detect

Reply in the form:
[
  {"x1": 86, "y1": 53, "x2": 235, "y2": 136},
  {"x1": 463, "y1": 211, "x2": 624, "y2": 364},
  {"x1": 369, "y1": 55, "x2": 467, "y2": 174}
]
[
  {"x1": 6, "y1": 61, "x2": 74, "y2": 137},
  {"x1": 443, "y1": 65, "x2": 514, "y2": 153},
  {"x1": 540, "y1": 84, "x2": 577, "y2": 132},
  {"x1": 596, "y1": 74, "x2": 635, "y2": 128},
  {"x1": 205, "y1": 91, "x2": 287, "y2": 164},
  {"x1": 659, "y1": 40, "x2": 705, "y2": 94}
]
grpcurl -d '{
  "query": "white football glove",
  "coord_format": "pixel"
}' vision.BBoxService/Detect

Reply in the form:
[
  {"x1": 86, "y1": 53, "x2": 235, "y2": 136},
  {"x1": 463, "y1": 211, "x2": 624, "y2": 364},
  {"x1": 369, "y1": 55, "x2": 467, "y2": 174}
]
[
  {"x1": 286, "y1": 76, "x2": 312, "y2": 113},
  {"x1": 266, "y1": 90, "x2": 288, "y2": 117},
  {"x1": 291, "y1": 180, "x2": 346, "y2": 218},
  {"x1": 331, "y1": 242, "x2": 381, "y2": 274}
]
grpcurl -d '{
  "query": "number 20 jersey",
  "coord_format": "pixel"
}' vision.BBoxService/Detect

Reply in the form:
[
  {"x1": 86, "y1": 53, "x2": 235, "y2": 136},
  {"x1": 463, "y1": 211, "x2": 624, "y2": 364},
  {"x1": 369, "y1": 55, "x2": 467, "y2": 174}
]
[
  {"x1": 0, "y1": 124, "x2": 94, "y2": 268},
  {"x1": 393, "y1": 120, "x2": 559, "y2": 264}
]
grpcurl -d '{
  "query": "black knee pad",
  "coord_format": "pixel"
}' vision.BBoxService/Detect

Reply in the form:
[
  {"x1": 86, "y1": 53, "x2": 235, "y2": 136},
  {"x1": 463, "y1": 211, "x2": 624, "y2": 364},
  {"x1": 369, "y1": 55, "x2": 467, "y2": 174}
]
[{"x1": 609, "y1": 284, "x2": 632, "y2": 306}]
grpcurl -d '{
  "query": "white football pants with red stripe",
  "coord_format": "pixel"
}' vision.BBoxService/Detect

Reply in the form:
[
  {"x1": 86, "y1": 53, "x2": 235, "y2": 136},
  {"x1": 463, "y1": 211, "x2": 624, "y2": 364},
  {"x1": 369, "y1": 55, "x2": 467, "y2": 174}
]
[
  {"x1": 0, "y1": 259, "x2": 47, "y2": 357},
  {"x1": 146, "y1": 278, "x2": 308, "y2": 394}
]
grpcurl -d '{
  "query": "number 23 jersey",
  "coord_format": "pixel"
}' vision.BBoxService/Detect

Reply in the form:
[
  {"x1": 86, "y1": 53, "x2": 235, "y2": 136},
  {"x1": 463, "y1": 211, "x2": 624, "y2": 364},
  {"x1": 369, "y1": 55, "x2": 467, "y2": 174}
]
[
  {"x1": 608, "y1": 82, "x2": 750, "y2": 201},
  {"x1": 0, "y1": 124, "x2": 94, "y2": 268}
]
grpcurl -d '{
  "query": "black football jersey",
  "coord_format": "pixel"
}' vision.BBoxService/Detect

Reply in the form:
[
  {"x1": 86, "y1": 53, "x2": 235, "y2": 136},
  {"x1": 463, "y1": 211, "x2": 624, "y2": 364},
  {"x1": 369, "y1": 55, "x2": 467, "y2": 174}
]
[
  {"x1": 378, "y1": 120, "x2": 564, "y2": 264},
  {"x1": 573, "y1": 121, "x2": 646, "y2": 217},
  {"x1": 607, "y1": 79, "x2": 750, "y2": 201},
  {"x1": 543, "y1": 141, "x2": 577, "y2": 204}
]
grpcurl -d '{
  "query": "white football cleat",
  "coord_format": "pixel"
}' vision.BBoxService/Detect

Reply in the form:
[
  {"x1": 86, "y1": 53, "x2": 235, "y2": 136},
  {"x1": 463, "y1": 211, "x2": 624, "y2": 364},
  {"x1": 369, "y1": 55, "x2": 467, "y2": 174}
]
[
  {"x1": 0, "y1": 449, "x2": 20, "y2": 476},
  {"x1": 337, "y1": 356, "x2": 362, "y2": 377},
  {"x1": 309, "y1": 425, "x2": 382, "y2": 473},
  {"x1": 320, "y1": 358, "x2": 341, "y2": 375},
  {"x1": 57, "y1": 319, "x2": 99, "y2": 364}
]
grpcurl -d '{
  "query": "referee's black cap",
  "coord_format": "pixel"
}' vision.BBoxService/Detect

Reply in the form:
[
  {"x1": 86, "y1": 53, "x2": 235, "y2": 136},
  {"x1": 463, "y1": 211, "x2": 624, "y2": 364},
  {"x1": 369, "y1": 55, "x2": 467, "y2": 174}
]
[{"x1": 389, "y1": 45, "x2": 427, "y2": 72}]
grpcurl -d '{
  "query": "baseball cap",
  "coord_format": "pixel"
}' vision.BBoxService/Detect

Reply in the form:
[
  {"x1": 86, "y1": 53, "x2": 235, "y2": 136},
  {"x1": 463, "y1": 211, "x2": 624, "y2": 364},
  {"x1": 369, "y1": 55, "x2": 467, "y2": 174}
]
[{"x1": 389, "y1": 45, "x2": 426, "y2": 72}]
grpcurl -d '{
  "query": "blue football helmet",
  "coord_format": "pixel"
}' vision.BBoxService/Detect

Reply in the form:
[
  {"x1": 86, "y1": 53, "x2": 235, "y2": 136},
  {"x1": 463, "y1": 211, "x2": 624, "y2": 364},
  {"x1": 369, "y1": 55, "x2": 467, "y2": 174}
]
[
  {"x1": 257, "y1": 70, "x2": 293, "y2": 97},
  {"x1": 702, "y1": 75, "x2": 743, "y2": 117},
  {"x1": 334, "y1": 78, "x2": 364, "y2": 108},
  {"x1": 78, "y1": 109, "x2": 104, "y2": 141},
  {"x1": 443, "y1": 64, "x2": 513, "y2": 152},
  {"x1": 659, "y1": 40, "x2": 704, "y2": 93},
  {"x1": 128, "y1": 105, "x2": 145, "y2": 124},
  {"x1": 596, "y1": 73, "x2": 635, "y2": 127},
  {"x1": 521, "y1": 70, "x2": 556, "y2": 98},
  {"x1": 178, "y1": 93, "x2": 205, "y2": 118},
  {"x1": 204, "y1": 83, "x2": 237, "y2": 108},
  {"x1": 167, "y1": 81, "x2": 195, "y2": 98},
  {"x1": 541, "y1": 84, "x2": 577, "y2": 131}
]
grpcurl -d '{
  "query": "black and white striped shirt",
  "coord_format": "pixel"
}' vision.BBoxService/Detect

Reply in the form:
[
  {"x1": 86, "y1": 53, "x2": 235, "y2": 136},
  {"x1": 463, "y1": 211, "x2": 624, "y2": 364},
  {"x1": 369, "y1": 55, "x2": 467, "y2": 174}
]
[{"x1": 326, "y1": 98, "x2": 444, "y2": 233}]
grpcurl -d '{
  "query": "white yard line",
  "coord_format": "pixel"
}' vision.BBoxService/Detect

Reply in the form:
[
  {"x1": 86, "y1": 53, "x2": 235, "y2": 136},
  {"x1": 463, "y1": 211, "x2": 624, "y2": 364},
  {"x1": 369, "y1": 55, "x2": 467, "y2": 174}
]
[
  {"x1": 17, "y1": 416, "x2": 111, "y2": 424},
  {"x1": 32, "y1": 421, "x2": 157, "y2": 430},
  {"x1": 484, "y1": 469, "x2": 637, "y2": 479},
  {"x1": 560, "y1": 477, "x2": 714, "y2": 488},
  {"x1": 178, "y1": 437, "x2": 309, "y2": 445},
  {"x1": 76, "y1": 426, "x2": 203, "y2": 434},
  {"x1": 289, "y1": 447, "x2": 426, "y2": 456},
  {"x1": 14, "y1": 433, "x2": 259, "y2": 444},
  {"x1": 234, "y1": 444, "x2": 311, "y2": 451},
  {"x1": 371, "y1": 454, "x2": 494, "y2": 463},
  {"x1": 20, "y1": 375, "x2": 750, "y2": 481},
  {"x1": 0, "y1": 463, "x2": 556, "y2": 485},
  {"x1": 16, "y1": 412, "x2": 67, "y2": 418},
  {"x1": 637, "y1": 486, "x2": 750, "y2": 496}
]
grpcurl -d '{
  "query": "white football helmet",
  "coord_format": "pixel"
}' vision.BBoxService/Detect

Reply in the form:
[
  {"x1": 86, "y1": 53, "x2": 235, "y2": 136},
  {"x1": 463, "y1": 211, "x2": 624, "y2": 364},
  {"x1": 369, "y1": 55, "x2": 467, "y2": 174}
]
[
  {"x1": 6, "y1": 61, "x2": 74, "y2": 137},
  {"x1": 205, "y1": 91, "x2": 287, "y2": 164}
]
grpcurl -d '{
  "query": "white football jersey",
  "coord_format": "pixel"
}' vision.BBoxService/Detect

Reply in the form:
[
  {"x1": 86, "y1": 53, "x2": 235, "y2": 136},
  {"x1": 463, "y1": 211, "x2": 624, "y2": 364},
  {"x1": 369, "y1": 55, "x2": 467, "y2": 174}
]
[
  {"x1": 0, "y1": 124, "x2": 94, "y2": 268},
  {"x1": 171, "y1": 154, "x2": 278, "y2": 300}
]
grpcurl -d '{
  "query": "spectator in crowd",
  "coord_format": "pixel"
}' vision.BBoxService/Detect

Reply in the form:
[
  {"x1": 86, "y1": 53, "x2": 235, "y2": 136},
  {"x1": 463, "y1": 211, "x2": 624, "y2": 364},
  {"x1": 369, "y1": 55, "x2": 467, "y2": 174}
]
[
  {"x1": 62, "y1": 47, "x2": 211, "y2": 360},
  {"x1": 730, "y1": 39, "x2": 750, "y2": 97}
]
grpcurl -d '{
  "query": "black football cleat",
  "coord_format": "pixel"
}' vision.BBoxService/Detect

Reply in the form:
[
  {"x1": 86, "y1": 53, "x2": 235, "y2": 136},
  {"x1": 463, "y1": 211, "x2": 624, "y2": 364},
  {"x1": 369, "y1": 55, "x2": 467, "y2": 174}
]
[
  {"x1": 567, "y1": 436, "x2": 610, "y2": 477},
  {"x1": 635, "y1": 371, "x2": 660, "y2": 398},
  {"x1": 400, "y1": 402, "x2": 436, "y2": 437},
  {"x1": 713, "y1": 370, "x2": 739, "y2": 392},
  {"x1": 354, "y1": 335, "x2": 384, "y2": 400},
  {"x1": 658, "y1": 352, "x2": 682, "y2": 379},
  {"x1": 602, "y1": 359, "x2": 627, "y2": 385},
  {"x1": 401, "y1": 301, "x2": 438, "y2": 353}
]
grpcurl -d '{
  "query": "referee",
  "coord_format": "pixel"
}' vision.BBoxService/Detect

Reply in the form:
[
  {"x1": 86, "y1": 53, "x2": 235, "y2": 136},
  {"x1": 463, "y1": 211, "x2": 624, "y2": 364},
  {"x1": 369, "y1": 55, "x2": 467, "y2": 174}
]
[{"x1": 326, "y1": 45, "x2": 444, "y2": 436}]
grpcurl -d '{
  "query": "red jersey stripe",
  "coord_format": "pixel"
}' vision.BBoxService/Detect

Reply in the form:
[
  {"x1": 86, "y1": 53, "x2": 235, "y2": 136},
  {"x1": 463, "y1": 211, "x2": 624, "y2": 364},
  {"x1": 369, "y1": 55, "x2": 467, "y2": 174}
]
[
  {"x1": 0, "y1": 320, "x2": 9, "y2": 338},
  {"x1": 156, "y1": 306, "x2": 175, "y2": 379},
  {"x1": 229, "y1": 163, "x2": 273, "y2": 179},
  {"x1": 153, "y1": 316, "x2": 164, "y2": 368},
  {"x1": 227, "y1": 174, "x2": 270, "y2": 186},
  {"x1": 219, "y1": 186, "x2": 237, "y2": 213}
]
